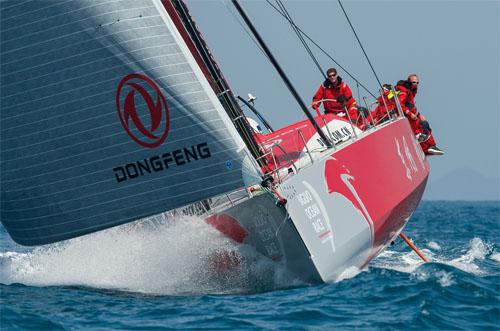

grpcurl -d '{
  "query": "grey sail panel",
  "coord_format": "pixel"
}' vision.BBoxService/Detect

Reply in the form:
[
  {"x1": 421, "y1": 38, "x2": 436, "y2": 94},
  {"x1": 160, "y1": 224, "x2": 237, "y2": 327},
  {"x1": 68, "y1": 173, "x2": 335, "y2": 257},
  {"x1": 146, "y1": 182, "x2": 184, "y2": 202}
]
[{"x1": 0, "y1": 0, "x2": 261, "y2": 245}]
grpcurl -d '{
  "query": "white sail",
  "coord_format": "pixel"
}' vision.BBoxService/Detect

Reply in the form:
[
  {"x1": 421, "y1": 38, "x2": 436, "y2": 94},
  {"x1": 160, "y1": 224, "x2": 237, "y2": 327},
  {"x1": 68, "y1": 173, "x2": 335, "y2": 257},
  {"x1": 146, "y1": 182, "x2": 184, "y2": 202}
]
[{"x1": 0, "y1": 0, "x2": 261, "y2": 245}]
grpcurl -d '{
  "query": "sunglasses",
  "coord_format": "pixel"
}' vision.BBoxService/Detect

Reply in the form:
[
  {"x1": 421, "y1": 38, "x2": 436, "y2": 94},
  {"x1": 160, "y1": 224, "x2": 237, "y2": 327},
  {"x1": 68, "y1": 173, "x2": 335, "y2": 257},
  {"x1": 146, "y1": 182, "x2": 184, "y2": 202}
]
[
  {"x1": 411, "y1": 81, "x2": 419, "y2": 84},
  {"x1": 328, "y1": 74, "x2": 337, "y2": 78}
]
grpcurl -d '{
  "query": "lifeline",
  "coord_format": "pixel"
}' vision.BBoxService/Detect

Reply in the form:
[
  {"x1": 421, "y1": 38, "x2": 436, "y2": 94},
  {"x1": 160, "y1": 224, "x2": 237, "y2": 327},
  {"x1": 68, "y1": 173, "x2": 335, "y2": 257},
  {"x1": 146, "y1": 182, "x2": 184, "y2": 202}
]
[{"x1": 112, "y1": 142, "x2": 211, "y2": 183}]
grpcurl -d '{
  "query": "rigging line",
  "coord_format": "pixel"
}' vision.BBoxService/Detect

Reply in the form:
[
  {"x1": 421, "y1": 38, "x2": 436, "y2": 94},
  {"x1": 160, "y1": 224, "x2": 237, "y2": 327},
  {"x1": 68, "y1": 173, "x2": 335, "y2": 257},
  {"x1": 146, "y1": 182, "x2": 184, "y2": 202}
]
[
  {"x1": 337, "y1": 0, "x2": 383, "y2": 90},
  {"x1": 174, "y1": 0, "x2": 264, "y2": 166},
  {"x1": 265, "y1": 0, "x2": 376, "y2": 99},
  {"x1": 356, "y1": 82, "x2": 361, "y2": 103},
  {"x1": 273, "y1": 0, "x2": 316, "y2": 67},
  {"x1": 231, "y1": 0, "x2": 332, "y2": 148},
  {"x1": 276, "y1": 0, "x2": 325, "y2": 78},
  {"x1": 276, "y1": 0, "x2": 325, "y2": 77},
  {"x1": 220, "y1": 0, "x2": 269, "y2": 60}
]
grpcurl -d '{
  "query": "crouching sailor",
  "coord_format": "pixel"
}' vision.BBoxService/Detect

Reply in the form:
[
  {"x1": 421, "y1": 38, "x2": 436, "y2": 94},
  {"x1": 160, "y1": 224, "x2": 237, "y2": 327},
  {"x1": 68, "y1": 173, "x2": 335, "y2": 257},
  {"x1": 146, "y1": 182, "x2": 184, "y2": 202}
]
[
  {"x1": 396, "y1": 74, "x2": 444, "y2": 155},
  {"x1": 371, "y1": 84, "x2": 398, "y2": 124}
]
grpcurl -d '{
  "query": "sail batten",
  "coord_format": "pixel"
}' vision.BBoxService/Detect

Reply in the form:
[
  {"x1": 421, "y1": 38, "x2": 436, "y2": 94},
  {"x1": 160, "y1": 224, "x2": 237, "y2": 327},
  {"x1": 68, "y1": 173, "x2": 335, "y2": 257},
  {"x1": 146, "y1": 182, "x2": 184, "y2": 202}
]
[
  {"x1": 2, "y1": 54, "x2": 186, "y2": 101},
  {"x1": 2, "y1": 125, "x2": 231, "y2": 172},
  {"x1": 2, "y1": 170, "x2": 244, "y2": 218},
  {"x1": 2, "y1": 63, "x2": 196, "y2": 115},
  {"x1": 1, "y1": 0, "x2": 261, "y2": 245},
  {"x1": 2, "y1": 35, "x2": 175, "y2": 77},
  {"x1": 3, "y1": 151, "x2": 244, "y2": 204},
  {"x1": 2, "y1": 78, "x2": 210, "y2": 131},
  {"x1": 2, "y1": 117, "x2": 226, "y2": 157},
  {"x1": 3, "y1": 178, "x2": 245, "y2": 242},
  {"x1": 3, "y1": 138, "x2": 240, "y2": 192}
]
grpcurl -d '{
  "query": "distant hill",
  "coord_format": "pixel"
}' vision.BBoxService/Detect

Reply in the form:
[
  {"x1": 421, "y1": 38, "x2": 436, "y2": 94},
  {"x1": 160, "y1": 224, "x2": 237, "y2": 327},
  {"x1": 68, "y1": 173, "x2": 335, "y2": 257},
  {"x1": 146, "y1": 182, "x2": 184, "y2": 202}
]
[{"x1": 423, "y1": 168, "x2": 499, "y2": 201}]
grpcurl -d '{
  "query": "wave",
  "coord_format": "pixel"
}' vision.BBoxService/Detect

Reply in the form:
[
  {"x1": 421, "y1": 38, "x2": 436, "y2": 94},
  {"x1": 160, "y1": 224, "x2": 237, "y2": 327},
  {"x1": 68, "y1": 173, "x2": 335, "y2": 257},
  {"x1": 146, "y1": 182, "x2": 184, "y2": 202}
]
[
  {"x1": 371, "y1": 236, "x2": 496, "y2": 280},
  {"x1": 1, "y1": 212, "x2": 496, "y2": 295},
  {"x1": 0, "y1": 216, "x2": 301, "y2": 295}
]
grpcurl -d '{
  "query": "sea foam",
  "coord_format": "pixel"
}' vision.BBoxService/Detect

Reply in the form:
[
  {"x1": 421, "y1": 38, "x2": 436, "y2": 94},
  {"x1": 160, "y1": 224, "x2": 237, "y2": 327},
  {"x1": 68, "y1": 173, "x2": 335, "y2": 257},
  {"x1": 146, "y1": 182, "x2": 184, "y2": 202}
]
[
  {"x1": 0, "y1": 215, "x2": 299, "y2": 295},
  {"x1": 372, "y1": 236, "x2": 492, "y2": 278}
]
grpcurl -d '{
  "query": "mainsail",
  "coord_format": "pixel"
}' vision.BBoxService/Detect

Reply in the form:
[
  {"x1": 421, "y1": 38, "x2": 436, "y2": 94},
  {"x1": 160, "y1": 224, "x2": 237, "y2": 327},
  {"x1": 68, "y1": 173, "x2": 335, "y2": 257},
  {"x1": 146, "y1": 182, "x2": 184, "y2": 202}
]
[{"x1": 0, "y1": 0, "x2": 261, "y2": 245}]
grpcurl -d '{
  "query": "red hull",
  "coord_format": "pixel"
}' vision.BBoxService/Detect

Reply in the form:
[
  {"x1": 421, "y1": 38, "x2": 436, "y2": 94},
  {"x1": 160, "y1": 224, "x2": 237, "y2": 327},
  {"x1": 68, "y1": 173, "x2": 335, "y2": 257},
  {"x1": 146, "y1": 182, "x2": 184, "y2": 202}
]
[
  {"x1": 323, "y1": 118, "x2": 429, "y2": 256},
  {"x1": 207, "y1": 117, "x2": 429, "y2": 282}
]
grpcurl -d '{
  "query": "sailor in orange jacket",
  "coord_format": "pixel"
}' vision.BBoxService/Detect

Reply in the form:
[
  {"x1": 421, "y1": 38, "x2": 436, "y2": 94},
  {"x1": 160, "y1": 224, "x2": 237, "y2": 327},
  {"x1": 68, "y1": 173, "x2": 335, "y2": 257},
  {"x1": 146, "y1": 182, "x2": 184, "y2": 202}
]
[
  {"x1": 312, "y1": 68, "x2": 358, "y2": 122},
  {"x1": 396, "y1": 74, "x2": 444, "y2": 155}
]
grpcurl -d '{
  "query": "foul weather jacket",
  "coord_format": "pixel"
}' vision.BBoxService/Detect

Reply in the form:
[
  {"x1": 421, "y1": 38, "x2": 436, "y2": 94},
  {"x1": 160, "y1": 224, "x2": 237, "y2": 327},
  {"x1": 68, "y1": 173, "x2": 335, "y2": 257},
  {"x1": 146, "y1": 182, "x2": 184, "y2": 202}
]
[
  {"x1": 396, "y1": 80, "x2": 437, "y2": 153},
  {"x1": 395, "y1": 81, "x2": 418, "y2": 117},
  {"x1": 312, "y1": 77, "x2": 357, "y2": 117},
  {"x1": 371, "y1": 88, "x2": 398, "y2": 122}
]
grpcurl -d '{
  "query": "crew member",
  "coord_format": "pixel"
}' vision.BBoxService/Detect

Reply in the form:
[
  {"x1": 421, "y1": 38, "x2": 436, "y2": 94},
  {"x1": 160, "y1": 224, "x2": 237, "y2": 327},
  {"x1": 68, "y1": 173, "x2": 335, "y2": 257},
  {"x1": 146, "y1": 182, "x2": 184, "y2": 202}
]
[
  {"x1": 312, "y1": 68, "x2": 358, "y2": 123},
  {"x1": 371, "y1": 84, "x2": 398, "y2": 124},
  {"x1": 396, "y1": 74, "x2": 444, "y2": 155}
]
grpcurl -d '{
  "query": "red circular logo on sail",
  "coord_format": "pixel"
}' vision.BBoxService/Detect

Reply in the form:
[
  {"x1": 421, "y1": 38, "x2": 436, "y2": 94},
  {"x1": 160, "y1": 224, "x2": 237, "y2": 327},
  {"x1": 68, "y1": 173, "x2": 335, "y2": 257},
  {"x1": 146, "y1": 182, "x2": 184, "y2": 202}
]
[{"x1": 116, "y1": 74, "x2": 170, "y2": 148}]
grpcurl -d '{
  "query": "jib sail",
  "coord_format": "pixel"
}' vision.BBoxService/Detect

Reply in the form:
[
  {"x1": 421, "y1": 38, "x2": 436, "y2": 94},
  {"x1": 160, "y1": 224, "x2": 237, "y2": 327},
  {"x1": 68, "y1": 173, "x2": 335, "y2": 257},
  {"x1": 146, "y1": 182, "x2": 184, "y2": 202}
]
[{"x1": 0, "y1": 0, "x2": 261, "y2": 245}]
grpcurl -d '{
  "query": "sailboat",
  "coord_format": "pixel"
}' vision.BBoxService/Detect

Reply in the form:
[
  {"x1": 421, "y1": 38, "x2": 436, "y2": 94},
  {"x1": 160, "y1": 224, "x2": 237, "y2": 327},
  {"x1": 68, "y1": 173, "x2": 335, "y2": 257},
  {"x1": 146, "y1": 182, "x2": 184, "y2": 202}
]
[{"x1": 0, "y1": 0, "x2": 429, "y2": 283}]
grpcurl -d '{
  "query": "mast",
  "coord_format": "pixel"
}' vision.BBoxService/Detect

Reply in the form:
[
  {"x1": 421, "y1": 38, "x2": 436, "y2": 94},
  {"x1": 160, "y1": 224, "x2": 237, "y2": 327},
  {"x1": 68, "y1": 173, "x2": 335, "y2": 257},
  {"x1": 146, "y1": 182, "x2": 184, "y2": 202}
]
[
  {"x1": 166, "y1": 0, "x2": 266, "y2": 167},
  {"x1": 231, "y1": 0, "x2": 332, "y2": 148}
]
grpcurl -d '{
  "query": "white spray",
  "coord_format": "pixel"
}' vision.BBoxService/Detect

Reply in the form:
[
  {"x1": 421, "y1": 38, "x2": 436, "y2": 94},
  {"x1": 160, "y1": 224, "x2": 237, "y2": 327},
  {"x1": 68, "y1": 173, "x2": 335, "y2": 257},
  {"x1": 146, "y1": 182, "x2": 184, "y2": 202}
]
[{"x1": 0, "y1": 216, "x2": 301, "y2": 295}]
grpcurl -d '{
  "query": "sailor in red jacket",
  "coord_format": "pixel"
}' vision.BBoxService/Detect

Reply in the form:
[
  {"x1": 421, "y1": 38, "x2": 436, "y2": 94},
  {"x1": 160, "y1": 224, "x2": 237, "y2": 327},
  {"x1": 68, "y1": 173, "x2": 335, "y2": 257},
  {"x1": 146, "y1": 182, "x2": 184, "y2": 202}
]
[
  {"x1": 396, "y1": 74, "x2": 444, "y2": 155},
  {"x1": 312, "y1": 68, "x2": 358, "y2": 122},
  {"x1": 371, "y1": 84, "x2": 398, "y2": 124}
]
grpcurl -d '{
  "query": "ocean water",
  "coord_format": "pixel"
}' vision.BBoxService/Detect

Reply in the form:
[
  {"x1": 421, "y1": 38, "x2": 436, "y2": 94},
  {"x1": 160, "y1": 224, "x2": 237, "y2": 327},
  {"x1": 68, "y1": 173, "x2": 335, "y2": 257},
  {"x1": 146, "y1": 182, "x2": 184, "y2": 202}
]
[{"x1": 1, "y1": 201, "x2": 498, "y2": 330}]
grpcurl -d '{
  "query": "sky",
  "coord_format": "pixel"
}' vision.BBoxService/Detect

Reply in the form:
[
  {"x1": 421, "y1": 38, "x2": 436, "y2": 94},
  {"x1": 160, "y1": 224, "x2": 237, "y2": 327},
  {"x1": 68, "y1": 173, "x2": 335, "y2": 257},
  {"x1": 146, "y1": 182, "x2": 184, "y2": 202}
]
[{"x1": 187, "y1": 0, "x2": 499, "y2": 200}]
